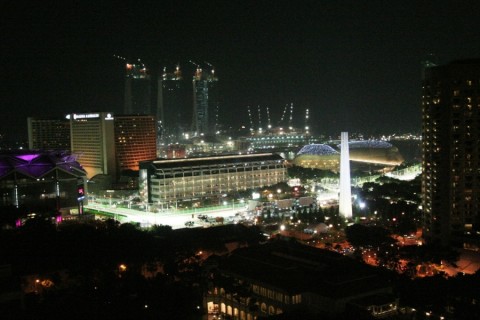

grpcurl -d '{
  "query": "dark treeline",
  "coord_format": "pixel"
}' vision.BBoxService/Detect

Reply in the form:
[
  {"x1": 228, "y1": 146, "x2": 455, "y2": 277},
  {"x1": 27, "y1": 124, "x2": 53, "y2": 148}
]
[{"x1": 0, "y1": 219, "x2": 263, "y2": 319}]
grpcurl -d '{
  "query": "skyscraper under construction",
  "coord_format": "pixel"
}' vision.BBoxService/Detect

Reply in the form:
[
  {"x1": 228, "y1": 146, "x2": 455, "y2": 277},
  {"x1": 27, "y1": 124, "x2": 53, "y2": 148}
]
[
  {"x1": 192, "y1": 66, "x2": 219, "y2": 136},
  {"x1": 124, "y1": 60, "x2": 152, "y2": 115},
  {"x1": 157, "y1": 65, "x2": 191, "y2": 143}
]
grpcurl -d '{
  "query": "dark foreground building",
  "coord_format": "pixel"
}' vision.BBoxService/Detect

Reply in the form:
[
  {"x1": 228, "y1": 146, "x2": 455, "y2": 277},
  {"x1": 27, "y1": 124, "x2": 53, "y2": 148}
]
[
  {"x1": 204, "y1": 239, "x2": 397, "y2": 319},
  {"x1": 422, "y1": 59, "x2": 480, "y2": 247}
]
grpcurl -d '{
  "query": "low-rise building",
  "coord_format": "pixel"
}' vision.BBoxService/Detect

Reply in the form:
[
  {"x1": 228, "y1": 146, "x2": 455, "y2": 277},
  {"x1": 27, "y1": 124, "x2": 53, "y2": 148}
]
[
  {"x1": 205, "y1": 239, "x2": 396, "y2": 319},
  {"x1": 139, "y1": 153, "x2": 286, "y2": 205}
]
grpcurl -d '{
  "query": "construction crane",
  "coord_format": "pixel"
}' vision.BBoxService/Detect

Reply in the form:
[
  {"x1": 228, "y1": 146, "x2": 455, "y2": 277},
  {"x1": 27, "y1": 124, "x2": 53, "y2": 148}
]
[
  {"x1": 305, "y1": 108, "x2": 310, "y2": 134},
  {"x1": 257, "y1": 105, "x2": 262, "y2": 132},
  {"x1": 266, "y1": 106, "x2": 272, "y2": 129},
  {"x1": 279, "y1": 104, "x2": 288, "y2": 126},
  {"x1": 189, "y1": 60, "x2": 200, "y2": 68},
  {"x1": 247, "y1": 106, "x2": 254, "y2": 133},
  {"x1": 288, "y1": 103, "x2": 294, "y2": 129},
  {"x1": 113, "y1": 54, "x2": 127, "y2": 61}
]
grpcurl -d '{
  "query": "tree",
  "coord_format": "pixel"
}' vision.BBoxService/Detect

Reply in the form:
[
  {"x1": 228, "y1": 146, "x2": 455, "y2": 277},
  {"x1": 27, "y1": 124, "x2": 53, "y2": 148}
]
[{"x1": 345, "y1": 224, "x2": 394, "y2": 248}]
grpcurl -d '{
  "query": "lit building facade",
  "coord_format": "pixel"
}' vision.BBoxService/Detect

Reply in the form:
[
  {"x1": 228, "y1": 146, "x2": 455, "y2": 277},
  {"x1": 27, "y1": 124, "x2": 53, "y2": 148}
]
[
  {"x1": 27, "y1": 117, "x2": 71, "y2": 150},
  {"x1": 422, "y1": 59, "x2": 480, "y2": 246},
  {"x1": 69, "y1": 112, "x2": 116, "y2": 179},
  {"x1": 192, "y1": 67, "x2": 218, "y2": 136},
  {"x1": 139, "y1": 153, "x2": 286, "y2": 205},
  {"x1": 30, "y1": 113, "x2": 156, "y2": 185},
  {"x1": 114, "y1": 115, "x2": 157, "y2": 173},
  {"x1": 124, "y1": 61, "x2": 151, "y2": 115},
  {"x1": 292, "y1": 144, "x2": 340, "y2": 171}
]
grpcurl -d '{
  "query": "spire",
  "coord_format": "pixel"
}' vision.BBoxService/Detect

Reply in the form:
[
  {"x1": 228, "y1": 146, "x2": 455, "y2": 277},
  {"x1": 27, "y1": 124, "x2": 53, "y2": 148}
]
[{"x1": 339, "y1": 132, "x2": 352, "y2": 218}]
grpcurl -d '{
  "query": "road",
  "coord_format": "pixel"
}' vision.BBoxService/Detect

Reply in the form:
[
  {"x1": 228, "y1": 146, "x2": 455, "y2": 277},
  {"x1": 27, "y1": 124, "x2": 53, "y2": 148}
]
[{"x1": 85, "y1": 203, "x2": 246, "y2": 229}]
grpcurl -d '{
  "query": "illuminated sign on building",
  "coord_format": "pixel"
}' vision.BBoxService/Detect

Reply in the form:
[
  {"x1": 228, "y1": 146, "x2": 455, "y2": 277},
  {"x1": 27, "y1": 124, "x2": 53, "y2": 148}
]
[
  {"x1": 72, "y1": 113, "x2": 100, "y2": 120},
  {"x1": 65, "y1": 113, "x2": 114, "y2": 120}
]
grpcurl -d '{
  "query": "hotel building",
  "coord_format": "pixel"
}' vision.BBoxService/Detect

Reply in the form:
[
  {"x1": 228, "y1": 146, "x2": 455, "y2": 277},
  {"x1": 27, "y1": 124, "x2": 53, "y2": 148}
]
[
  {"x1": 67, "y1": 113, "x2": 156, "y2": 184},
  {"x1": 114, "y1": 115, "x2": 156, "y2": 173},
  {"x1": 68, "y1": 112, "x2": 116, "y2": 179},
  {"x1": 27, "y1": 117, "x2": 71, "y2": 150}
]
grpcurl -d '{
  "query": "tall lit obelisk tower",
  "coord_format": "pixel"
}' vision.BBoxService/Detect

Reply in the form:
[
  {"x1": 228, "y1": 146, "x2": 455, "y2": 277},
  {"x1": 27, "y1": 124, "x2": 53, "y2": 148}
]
[{"x1": 339, "y1": 132, "x2": 352, "y2": 218}]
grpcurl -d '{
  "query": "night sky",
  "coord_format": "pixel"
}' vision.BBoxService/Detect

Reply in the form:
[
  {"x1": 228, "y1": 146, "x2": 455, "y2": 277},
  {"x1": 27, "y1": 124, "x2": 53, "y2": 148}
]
[{"x1": 2, "y1": 1, "x2": 480, "y2": 142}]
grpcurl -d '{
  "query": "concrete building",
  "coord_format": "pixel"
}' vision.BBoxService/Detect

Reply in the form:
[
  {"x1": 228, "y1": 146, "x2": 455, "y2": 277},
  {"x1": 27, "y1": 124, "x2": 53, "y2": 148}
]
[
  {"x1": 27, "y1": 117, "x2": 71, "y2": 150},
  {"x1": 422, "y1": 59, "x2": 480, "y2": 247},
  {"x1": 139, "y1": 153, "x2": 286, "y2": 206}
]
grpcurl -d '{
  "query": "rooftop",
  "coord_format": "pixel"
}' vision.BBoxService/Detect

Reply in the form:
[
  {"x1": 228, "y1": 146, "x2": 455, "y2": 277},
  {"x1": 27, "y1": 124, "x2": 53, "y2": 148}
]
[
  {"x1": 297, "y1": 144, "x2": 339, "y2": 156},
  {"x1": 0, "y1": 151, "x2": 86, "y2": 179},
  {"x1": 219, "y1": 239, "x2": 390, "y2": 298},
  {"x1": 141, "y1": 153, "x2": 284, "y2": 169}
]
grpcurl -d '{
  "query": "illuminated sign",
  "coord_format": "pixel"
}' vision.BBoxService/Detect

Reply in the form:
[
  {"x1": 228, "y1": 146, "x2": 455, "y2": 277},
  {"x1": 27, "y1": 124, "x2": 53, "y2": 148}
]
[
  {"x1": 77, "y1": 185, "x2": 85, "y2": 201},
  {"x1": 72, "y1": 113, "x2": 100, "y2": 120}
]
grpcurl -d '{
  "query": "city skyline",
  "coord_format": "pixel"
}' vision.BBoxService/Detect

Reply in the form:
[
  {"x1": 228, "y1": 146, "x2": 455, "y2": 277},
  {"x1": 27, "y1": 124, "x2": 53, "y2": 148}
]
[{"x1": 2, "y1": 1, "x2": 480, "y2": 143}]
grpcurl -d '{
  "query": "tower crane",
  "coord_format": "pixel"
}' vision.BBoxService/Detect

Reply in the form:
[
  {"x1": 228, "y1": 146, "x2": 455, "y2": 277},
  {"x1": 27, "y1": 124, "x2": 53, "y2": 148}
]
[
  {"x1": 247, "y1": 106, "x2": 254, "y2": 133},
  {"x1": 266, "y1": 106, "x2": 272, "y2": 129}
]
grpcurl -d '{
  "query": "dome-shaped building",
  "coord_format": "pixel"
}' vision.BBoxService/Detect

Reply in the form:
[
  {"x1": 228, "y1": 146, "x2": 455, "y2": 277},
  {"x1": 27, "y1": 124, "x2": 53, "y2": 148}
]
[
  {"x1": 293, "y1": 140, "x2": 405, "y2": 171},
  {"x1": 339, "y1": 140, "x2": 404, "y2": 166},
  {"x1": 292, "y1": 144, "x2": 340, "y2": 171}
]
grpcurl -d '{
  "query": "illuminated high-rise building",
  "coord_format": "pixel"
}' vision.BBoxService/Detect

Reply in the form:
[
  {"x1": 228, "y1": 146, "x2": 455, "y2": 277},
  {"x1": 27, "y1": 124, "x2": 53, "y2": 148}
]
[
  {"x1": 27, "y1": 117, "x2": 71, "y2": 150},
  {"x1": 157, "y1": 65, "x2": 191, "y2": 142},
  {"x1": 124, "y1": 60, "x2": 152, "y2": 115},
  {"x1": 114, "y1": 115, "x2": 157, "y2": 173},
  {"x1": 422, "y1": 59, "x2": 480, "y2": 247},
  {"x1": 192, "y1": 66, "x2": 219, "y2": 136},
  {"x1": 68, "y1": 112, "x2": 116, "y2": 179},
  {"x1": 32, "y1": 113, "x2": 156, "y2": 186}
]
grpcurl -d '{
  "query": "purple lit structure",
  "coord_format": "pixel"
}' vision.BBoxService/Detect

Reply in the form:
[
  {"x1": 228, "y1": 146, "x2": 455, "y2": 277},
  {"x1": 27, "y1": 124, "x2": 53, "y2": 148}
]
[{"x1": 0, "y1": 151, "x2": 87, "y2": 210}]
